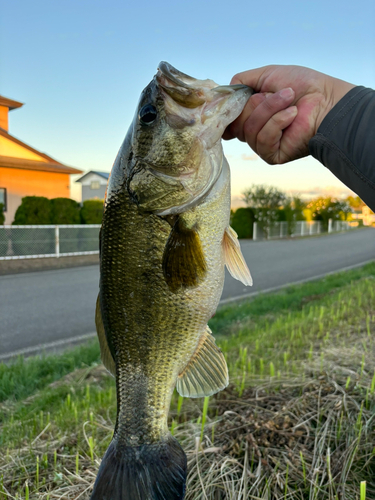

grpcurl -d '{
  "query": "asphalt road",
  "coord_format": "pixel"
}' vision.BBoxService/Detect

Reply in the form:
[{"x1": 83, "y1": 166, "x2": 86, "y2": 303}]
[{"x1": 1, "y1": 228, "x2": 374, "y2": 359}]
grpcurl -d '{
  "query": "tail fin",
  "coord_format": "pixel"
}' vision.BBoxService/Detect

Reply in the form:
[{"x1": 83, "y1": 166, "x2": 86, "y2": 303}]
[{"x1": 90, "y1": 435, "x2": 187, "y2": 500}]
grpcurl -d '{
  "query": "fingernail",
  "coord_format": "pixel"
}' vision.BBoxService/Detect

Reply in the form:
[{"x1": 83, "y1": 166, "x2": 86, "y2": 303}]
[
  {"x1": 279, "y1": 88, "x2": 294, "y2": 99},
  {"x1": 287, "y1": 105, "x2": 298, "y2": 116}
]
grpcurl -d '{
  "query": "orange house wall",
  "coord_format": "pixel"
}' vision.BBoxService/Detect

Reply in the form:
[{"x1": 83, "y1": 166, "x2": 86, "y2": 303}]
[{"x1": 0, "y1": 167, "x2": 70, "y2": 224}]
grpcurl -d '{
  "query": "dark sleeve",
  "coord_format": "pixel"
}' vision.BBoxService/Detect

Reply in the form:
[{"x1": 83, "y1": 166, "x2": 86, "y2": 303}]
[{"x1": 309, "y1": 86, "x2": 375, "y2": 211}]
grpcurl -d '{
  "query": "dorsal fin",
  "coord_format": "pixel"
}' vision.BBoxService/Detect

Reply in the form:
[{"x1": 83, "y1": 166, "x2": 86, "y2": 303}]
[
  {"x1": 176, "y1": 326, "x2": 228, "y2": 398},
  {"x1": 162, "y1": 216, "x2": 207, "y2": 293},
  {"x1": 223, "y1": 226, "x2": 253, "y2": 286},
  {"x1": 95, "y1": 294, "x2": 116, "y2": 377}
]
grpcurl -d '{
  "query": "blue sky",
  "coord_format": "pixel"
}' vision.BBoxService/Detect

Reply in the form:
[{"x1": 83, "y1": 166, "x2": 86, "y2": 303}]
[{"x1": 1, "y1": 0, "x2": 374, "y2": 201}]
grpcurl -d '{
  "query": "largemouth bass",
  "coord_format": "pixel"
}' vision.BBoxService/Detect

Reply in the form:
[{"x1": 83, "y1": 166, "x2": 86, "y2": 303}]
[{"x1": 91, "y1": 62, "x2": 253, "y2": 500}]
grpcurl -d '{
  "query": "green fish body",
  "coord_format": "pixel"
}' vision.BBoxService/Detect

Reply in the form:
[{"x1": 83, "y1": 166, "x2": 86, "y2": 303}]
[{"x1": 91, "y1": 62, "x2": 253, "y2": 500}]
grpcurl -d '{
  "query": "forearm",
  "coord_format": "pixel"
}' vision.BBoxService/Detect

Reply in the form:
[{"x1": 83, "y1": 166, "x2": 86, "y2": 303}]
[{"x1": 309, "y1": 86, "x2": 375, "y2": 211}]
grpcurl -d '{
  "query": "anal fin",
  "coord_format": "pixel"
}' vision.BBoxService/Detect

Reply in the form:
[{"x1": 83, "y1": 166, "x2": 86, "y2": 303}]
[
  {"x1": 95, "y1": 294, "x2": 116, "y2": 377},
  {"x1": 223, "y1": 226, "x2": 253, "y2": 286},
  {"x1": 177, "y1": 326, "x2": 228, "y2": 398}
]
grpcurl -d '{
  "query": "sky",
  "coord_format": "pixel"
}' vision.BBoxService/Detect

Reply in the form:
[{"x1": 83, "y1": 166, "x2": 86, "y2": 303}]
[{"x1": 1, "y1": 0, "x2": 374, "y2": 203}]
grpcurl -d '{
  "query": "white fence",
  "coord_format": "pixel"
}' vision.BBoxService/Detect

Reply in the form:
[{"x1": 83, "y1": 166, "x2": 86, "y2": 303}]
[
  {"x1": 0, "y1": 225, "x2": 101, "y2": 260},
  {"x1": 0, "y1": 219, "x2": 354, "y2": 259},
  {"x1": 253, "y1": 219, "x2": 353, "y2": 240}
]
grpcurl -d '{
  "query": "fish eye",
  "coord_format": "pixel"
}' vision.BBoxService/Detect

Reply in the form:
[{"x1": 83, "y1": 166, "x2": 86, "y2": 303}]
[{"x1": 139, "y1": 104, "x2": 157, "y2": 125}]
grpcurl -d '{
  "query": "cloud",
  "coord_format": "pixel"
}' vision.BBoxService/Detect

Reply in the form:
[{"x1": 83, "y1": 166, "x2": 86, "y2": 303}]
[
  {"x1": 287, "y1": 186, "x2": 356, "y2": 200},
  {"x1": 241, "y1": 153, "x2": 258, "y2": 161}
]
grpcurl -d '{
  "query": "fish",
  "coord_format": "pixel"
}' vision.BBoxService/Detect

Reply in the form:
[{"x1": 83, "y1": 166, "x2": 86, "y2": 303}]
[{"x1": 90, "y1": 62, "x2": 253, "y2": 500}]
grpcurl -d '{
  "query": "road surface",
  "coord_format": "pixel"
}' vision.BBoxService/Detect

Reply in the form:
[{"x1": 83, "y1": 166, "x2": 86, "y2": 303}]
[{"x1": 1, "y1": 228, "x2": 374, "y2": 359}]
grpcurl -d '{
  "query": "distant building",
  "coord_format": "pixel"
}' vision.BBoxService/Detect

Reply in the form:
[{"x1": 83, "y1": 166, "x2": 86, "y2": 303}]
[
  {"x1": 352, "y1": 205, "x2": 375, "y2": 226},
  {"x1": 76, "y1": 171, "x2": 109, "y2": 201},
  {"x1": 0, "y1": 95, "x2": 82, "y2": 224}
]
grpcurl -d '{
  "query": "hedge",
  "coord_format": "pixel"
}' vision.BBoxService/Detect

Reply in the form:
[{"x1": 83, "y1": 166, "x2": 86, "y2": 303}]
[
  {"x1": 231, "y1": 207, "x2": 255, "y2": 239},
  {"x1": 12, "y1": 197, "x2": 104, "y2": 225},
  {"x1": 50, "y1": 198, "x2": 80, "y2": 224},
  {"x1": 80, "y1": 200, "x2": 104, "y2": 224},
  {"x1": 13, "y1": 196, "x2": 52, "y2": 225}
]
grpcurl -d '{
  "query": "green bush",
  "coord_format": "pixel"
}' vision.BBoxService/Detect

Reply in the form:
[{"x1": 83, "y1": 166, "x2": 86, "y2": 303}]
[
  {"x1": 11, "y1": 196, "x2": 55, "y2": 254},
  {"x1": 13, "y1": 196, "x2": 52, "y2": 225},
  {"x1": 0, "y1": 203, "x2": 4, "y2": 225},
  {"x1": 231, "y1": 207, "x2": 255, "y2": 239},
  {"x1": 80, "y1": 199, "x2": 104, "y2": 224},
  {"x1": 50, "y1": 198, "x2": 80, "y2": 224}
]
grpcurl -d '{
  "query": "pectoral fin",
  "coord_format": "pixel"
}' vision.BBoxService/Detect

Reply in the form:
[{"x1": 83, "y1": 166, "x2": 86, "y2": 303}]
[
  {"x1": 95, "y1": 294, "x2": 116, "y2": 377},
  {"x1": 162, "y1": 216, "x2": 207, "y2": 293},
  {"x1": 177, "y1": 326, "x2": 228, "y2": 398},
  {"x1": 223, "y1": 226, "x2": 253, "y2": 286}
]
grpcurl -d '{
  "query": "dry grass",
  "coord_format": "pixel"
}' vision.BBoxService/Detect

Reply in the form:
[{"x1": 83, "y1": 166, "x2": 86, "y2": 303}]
[
  {"x1": 182, "y1": 375, "x2": 375, "y2": 499},
  {"x1": 2, "y1": 346, "x2": 374, "y2": 499}
]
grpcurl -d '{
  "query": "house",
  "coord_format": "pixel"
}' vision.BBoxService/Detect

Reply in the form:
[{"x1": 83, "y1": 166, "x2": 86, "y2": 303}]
[
  {"x1": 0, "y1": 95, "x2": 82, "y2": 224},
  {"x1": 76, "y1": 171, "x2": 109, "y2": 201},
  {"x1": 352, "y1": 206, "x2": 375, "y2": 226}
]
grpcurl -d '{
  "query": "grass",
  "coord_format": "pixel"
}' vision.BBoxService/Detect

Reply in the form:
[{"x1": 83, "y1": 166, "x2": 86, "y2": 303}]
[
  {"x1": 0, "y1": 341, "x2": 101, "y2": 403},
  {"x1": 210, "y1": 261, "x2": 375, "y2": 336},
  {"x1": 1, "y1": 261, "x2": 375, "y2": 499}
]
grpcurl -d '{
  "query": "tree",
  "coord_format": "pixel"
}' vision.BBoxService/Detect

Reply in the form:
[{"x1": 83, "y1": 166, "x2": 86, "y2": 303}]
[
  {"x1": 307, "y1": 197, "x2": 352, "y2": 230},
  {"x1": 242, "y1": 185, "x2": 287, "y2": 236},
  {"x1": 277, "y1": 196, "x2": 306, "y2": 235},
  {"x1": 346, "y1": 195, "x2": 365, "y2": 211},
  {"x1": 243, "y1": 185, "x2": 287, "y2": 210},
  {"x1": 291, "y1": 196, "x2": 306, "y2": 220}
]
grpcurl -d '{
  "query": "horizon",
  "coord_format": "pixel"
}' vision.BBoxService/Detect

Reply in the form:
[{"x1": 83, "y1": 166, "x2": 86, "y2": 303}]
[{"x1": 231, "y1": 185, "x2": 357, "y2": 210}]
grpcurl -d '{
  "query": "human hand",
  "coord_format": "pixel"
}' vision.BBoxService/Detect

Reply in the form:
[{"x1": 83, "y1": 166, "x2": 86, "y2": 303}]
[{"x1": 223, "y1": 65, "x2": 355, "y2": 164}]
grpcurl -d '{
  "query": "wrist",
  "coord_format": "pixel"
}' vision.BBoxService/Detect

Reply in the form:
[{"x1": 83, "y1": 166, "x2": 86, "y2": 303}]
[{"x1": 315, "y1": 77, "x2": 356, "y2": 134}]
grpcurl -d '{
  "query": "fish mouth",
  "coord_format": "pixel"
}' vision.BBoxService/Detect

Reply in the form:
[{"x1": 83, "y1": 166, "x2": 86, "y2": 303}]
[
  {"x1": 156, "y1": 63, "x2": 207, "y2": 109},
  {"x1": 157, "y1": 62, "x2": 197, "y2": 89},
  {"x1": 156, "y1": 61, "x2": 232, "y2": 109},
  {"x1": 156, "y1": 61, "x2": 252, "y2": 112}
]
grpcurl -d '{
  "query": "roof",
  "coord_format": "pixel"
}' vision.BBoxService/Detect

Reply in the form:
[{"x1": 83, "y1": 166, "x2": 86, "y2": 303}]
[
  {"x1": 0, "y1": 96, "x2": 23, "y2": 111},
  {"x1": 0, "y1": 128, "x2": 82, "y2": 174},
  {"x1": 76, "y1": 171, "x2": 110, "y2": 183},
  {"x1": 0, "y1": 156, "x2": 82, "y2": 175}
]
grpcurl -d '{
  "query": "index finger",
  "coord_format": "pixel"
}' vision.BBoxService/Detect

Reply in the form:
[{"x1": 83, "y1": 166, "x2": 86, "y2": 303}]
[{"x1": 230, "y1": 66, "x2": 271, "y2": 91}]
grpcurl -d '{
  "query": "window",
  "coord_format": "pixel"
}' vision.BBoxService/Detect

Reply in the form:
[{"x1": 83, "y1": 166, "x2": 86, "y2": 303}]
[
  {"x1": 0, "y1": 188, "x2": 6, "y2": 211},
  {"x1": 90, "y1": 181, "x2": 100, "y2": 190}
]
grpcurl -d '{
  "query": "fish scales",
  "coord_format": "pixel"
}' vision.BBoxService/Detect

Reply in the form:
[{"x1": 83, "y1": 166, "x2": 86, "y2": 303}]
[
  {"x1": 90, "y1": 62, "x2": 253, "y2": 500},
  {"x1": 101, "y1": 178, "x2": 227, "y2": 443}
]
